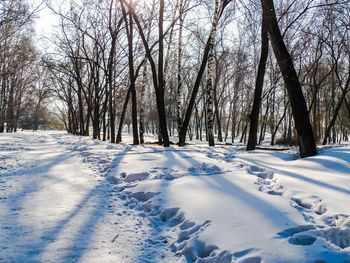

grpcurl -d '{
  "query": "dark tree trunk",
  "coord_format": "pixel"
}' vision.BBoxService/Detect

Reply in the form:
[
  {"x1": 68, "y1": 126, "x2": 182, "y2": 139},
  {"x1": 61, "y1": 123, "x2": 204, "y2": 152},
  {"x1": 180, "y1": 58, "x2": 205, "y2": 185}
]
[
  {"x1": 322, "y1": 77, "x2": 350, "y2": 145},
  {"x1": 116, "y1": 86, "x2": 131, "y2": 143},
  {"x1": 108, "y1": 40, "x2": 116, "y2": 143},
  {"x1": 123, "y1": 0, "x2": 170, "y2": 147},
  {"x1": 92, "y1": 102, "x2": 100, "y2": 139},
  {"x1": 122, "y1": 1, "x2": 139, "y2": 145},
  {"x1": 247, "y1": 17, "x2": 269, "y2": 151},
  {"x1": 157, "y1": 0, "x2": 170, "y2": 147},
  {"x1": 261, "y1": 0, "x2": 317, "y2": 158}
]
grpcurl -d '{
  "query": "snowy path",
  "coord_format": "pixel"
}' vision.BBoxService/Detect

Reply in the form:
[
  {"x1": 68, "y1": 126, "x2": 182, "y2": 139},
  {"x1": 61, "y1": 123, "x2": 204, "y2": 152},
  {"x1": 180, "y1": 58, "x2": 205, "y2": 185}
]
[
  {"x1": 1, "y1": 131, "x2": 350, "y2": 263},
  {"x1": 0, "y1": 132, "x2": 181, "y2": 263}
]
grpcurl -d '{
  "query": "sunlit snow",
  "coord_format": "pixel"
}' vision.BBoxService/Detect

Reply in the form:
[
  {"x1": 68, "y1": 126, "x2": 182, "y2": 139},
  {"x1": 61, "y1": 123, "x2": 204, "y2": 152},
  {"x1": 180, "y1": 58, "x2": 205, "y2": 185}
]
[{"x1": 0, "y1": 131, "x2": 350, "y2": 262}]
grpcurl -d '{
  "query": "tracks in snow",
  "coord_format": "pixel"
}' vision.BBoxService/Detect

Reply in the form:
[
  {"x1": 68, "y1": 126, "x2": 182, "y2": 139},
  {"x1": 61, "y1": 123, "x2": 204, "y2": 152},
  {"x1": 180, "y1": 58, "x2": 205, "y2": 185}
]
[
  {"x1": 210, "y1": 150, "x2": 350, "y2": 251},
  {"x1": 54, "y1": 135, "x2": 350, "y2": 260},
  {"x1": 70, "y1": 141, "x2": 234, "y2": 263}
]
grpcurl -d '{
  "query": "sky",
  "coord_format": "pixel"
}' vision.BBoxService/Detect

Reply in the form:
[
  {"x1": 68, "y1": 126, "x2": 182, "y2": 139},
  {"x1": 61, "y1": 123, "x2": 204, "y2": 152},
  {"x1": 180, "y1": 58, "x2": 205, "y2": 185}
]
[{"x1": 32, "y1": 0, "x2": 61, "y2": 53}]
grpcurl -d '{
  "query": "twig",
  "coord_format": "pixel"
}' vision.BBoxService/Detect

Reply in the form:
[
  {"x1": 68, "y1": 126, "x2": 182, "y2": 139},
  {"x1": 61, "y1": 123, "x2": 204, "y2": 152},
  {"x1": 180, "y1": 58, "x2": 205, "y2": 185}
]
[{"x1": 111, "y1": 234, "x2": 119, "y2": 243}]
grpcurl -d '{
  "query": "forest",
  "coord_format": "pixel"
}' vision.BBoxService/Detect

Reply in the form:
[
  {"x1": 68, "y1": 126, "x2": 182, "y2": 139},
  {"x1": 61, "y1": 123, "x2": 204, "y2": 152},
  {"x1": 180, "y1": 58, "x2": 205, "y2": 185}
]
[
  {"x1": 1, "y1": 0, "x2": 350, "y2": 156},
  {"x1": 1, "y1": 1, "x2": 350, "y2": 262}
]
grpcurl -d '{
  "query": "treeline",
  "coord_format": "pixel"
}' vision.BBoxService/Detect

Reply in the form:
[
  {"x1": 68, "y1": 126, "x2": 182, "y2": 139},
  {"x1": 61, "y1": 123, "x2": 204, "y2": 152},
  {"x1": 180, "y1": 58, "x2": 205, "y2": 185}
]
[
  {"x1": 42, "y1": 0, "x2": 350, "y2": 157},
  {"x1": 0, "y1": 0, "x2": 60, "y2": 132}
]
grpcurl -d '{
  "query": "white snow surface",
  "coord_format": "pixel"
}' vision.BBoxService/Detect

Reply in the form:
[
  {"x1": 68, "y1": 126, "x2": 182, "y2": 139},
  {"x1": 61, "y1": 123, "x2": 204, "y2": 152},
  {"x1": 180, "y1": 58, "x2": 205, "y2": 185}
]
[{"x1": 0, "y1": 131, "x2": 350, "y2": 263}]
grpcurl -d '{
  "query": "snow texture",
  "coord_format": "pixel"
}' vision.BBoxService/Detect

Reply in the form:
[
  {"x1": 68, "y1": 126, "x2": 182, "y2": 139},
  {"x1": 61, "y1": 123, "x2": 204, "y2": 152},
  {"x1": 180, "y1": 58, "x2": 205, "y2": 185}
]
[{"x1": 0, "y1": 131, "x2": 350, "y2": 262}]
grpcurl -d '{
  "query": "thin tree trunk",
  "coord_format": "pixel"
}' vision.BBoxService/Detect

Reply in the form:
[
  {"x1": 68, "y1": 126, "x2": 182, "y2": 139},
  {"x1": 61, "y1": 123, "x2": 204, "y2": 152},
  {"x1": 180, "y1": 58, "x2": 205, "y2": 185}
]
[
  {"x1": 214, "y1": 82, "x2": 222, "y2": 142},
  {"x1": 139, "y1": 62, "x2": 147, "y2": 144},
  {"x1": 271, "y1": 102, "x2": 288, "y2": 145},
  {"x1": 139, "y1": 3, "x2": 155, "y2": 144},
  {"x1": 123, "y1": 0, "x2": 170, "y2": 147},
  {"x1": 247, "y1": 16, "x2": 268, "y2": 150},
  {"x1": 322, "y1": 76, "x2": 350, "y2": 145},
  {"x1": 259, "y1": 100, "x2": 269, "y2": 144},
  {"x1": 123, "y1": 0, "x2": 139, "y2": 145},
  {"x1": 178, "y1": 0, "x2": 230, "y2": 146},
  {"x1": 116, "y1": 86, "x2": 131, "y2": 143},
  {"x1": 157, "y1": 0, "x2": 170, "y2": 147}
]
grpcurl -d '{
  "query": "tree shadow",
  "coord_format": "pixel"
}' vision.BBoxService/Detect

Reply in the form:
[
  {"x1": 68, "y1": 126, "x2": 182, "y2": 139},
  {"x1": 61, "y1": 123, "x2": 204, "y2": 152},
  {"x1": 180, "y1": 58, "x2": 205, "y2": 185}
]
[
  {"x1": 238, "y1": 152, "x2": 350, "y2": 196},
  {"x1": 308, "y1": 146, "x2": 350, "y2": 173},
  {"x1": 32, "y1": 146, "x2": 131, "y2": 262},
  {"x1": 132, "y1": 147, "x2": 300, "y2": 262},
  {"x1": 0, "y1": 142, "x2": 130, "y2": 262}
]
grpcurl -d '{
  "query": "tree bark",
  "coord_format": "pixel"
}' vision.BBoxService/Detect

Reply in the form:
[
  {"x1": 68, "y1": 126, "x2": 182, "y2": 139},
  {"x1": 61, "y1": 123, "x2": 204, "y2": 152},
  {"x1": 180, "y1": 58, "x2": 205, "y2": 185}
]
[
  {"x1": 157, "y1": 0, "x2": 170, "y2": 147},
  {"x1": 178, "y1": 0, "x2": 230, "y2": 146},
  {"x1": 121, "y1": 0, "x2": 139, "y2": 145},
  {"x1": 116, "y1": 85, "x2": 131, "y2": 143},
  {"x1": 176, "y1": 0, "x2": 184, "y2": 133},
  {"x1": 247, "y1": 16, "x2": 269, "y2": 151},
  {"x1": 322, "y1": 76, "x2": 350, "y2": 145},
  {"x1": 122, "y1": 0, "x2": 170, "y2": 147},
  {"x1": 261, "y1": 0, "x2": 317, "y2": 158}
]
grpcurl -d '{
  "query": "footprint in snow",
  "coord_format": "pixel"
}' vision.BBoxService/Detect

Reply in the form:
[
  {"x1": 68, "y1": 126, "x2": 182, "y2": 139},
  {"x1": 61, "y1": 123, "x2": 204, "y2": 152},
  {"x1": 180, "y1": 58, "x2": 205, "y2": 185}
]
[
  {"x1": 242, "y1": 164, "x2": 284, "y2": 196},
  {"x1": 291, "y1": 196, "x2": 327, "y2": 219},
  {"x1": 117, "y1": 189, "x2": 234, "y2": 262},
  {"x1": 277, "y1": 216, "x2": 350, "y2": 250}
]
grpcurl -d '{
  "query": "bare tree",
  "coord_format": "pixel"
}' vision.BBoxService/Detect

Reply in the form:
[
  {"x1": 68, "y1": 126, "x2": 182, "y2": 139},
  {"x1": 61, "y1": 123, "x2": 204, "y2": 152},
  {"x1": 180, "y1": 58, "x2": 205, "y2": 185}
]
[{"x1": 261, "y1": 0, "x2": 317, "y2": 157}]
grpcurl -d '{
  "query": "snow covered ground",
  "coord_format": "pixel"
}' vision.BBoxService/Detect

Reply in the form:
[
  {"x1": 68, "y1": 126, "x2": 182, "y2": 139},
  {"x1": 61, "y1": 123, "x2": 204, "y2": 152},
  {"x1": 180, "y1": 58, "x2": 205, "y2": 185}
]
[{"x1": 0, "y1": 131, "x2": 350, "y2": 263}]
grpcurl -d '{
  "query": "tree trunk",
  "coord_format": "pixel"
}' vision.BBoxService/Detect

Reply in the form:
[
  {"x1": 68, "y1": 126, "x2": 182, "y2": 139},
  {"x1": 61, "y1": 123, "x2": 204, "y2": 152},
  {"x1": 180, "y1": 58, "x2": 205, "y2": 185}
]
[
  {"x1": 259, "y1": 99, "x2": 269, "y2": 144},
  {"x1": 139, "y1": 62, "x2": 147, "y2": 144},
  {"x1": 322, "y1": 76, "x2": 350, "y2": 145},
  {"x1": 122, "y1": 1, "x2": 139, "y2": 145},
  {"x1": 261, "y1": 0, "x2": 317, "y2": 158},
  {"x1": 177, "y1": 0, "x2": 184, "y2": 133},
  {"x1": 116, "y1": 86, "x2": 131, "y2": 143},
  {"x1": 247, "y1": 16, "x2": 268, "y2": 151},
  {"x1": 214, "y1": 82, "x2": 222, "y2": 142},
  {"x1": 206, "y1": 16, "x2": 217, "y2": 146},
  {"x1": 123, "y1": 0, "x2": 170, "y2": 147},
  {"x1": 271, "y1": 103, "x2": 288, "y2": 145},
  {"x1": 139, "y1": 5, "x2": 154, "y2": 144},
  {"x1": 157, "y1": 0, "x2": 170, "y2": 147},
  {"x1": 178, "y1": 0, "x2": 230, "y2": 146}
]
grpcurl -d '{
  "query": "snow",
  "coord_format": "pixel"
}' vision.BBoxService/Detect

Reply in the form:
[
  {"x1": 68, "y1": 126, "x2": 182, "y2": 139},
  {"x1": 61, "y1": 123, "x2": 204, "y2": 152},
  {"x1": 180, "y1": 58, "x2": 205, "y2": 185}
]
[{"x1": 1, "y1": 131, "x2": 350, "y2": 262}]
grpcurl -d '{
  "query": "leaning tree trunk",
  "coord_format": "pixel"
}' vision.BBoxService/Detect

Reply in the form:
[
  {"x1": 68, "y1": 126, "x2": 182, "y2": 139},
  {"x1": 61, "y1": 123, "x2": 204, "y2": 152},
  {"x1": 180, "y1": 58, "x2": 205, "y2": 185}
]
[
  {"x1": 247, "y1": 16, "x2": 269, "y2": 151},
  {"x1": 261, "y1": 0, "x2": 317, "y2": 158}
]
